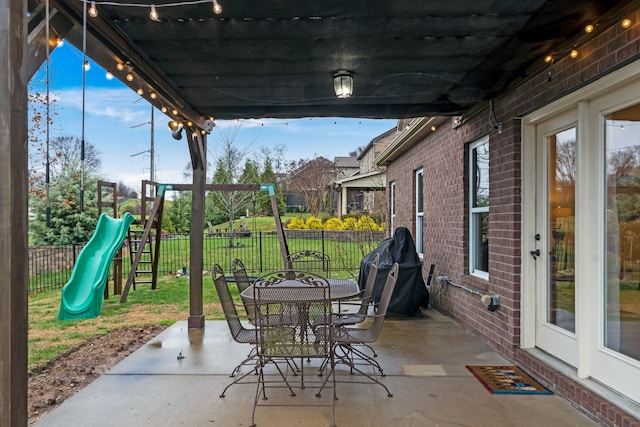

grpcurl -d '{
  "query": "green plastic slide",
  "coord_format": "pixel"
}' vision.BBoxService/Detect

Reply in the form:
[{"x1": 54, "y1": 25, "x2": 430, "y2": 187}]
[{"x1": 58, "y1": 212, "x2": 135, "y2": 321}]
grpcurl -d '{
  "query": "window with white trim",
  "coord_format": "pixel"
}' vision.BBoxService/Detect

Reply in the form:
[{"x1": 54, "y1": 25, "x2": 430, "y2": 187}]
[
  {"x1": 469, "y1": 137, "x2": 489, "y2": 278},
  {"x1": 415, "y1": 169, "x2": 424, "y2": 257},
  {"x1": 390, "y1": 181, "x2": 396, "y2": 234}
]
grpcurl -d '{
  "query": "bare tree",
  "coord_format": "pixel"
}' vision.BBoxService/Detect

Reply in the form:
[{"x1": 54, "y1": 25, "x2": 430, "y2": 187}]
[{"x1": 285, "y1": 156, "x2": 336, "y2": 217}]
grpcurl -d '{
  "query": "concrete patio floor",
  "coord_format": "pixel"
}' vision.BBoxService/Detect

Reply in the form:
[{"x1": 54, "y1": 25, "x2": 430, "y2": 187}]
[{"x1": 34, "y1": 310, "x2": 600, "y2": 427}]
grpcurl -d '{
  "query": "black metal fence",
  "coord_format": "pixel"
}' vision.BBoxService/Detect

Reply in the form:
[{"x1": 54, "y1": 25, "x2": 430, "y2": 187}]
[{"x1": 28, "y1": 230, "x2": 385, "y2": 293}]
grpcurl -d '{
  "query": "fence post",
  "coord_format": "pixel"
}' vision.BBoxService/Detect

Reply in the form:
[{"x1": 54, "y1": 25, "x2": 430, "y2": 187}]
[
  {"x1": 321, "y1": 229, "x2": 325, "y2": 255},
  {"x1": 259, "y1": 231, "x2": 263, "y2": 273}
]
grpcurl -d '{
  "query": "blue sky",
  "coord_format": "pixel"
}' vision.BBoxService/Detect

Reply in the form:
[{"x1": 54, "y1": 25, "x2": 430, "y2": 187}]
[{"x1": 30, "y1": 43, "x2": 396, "y2": 190}]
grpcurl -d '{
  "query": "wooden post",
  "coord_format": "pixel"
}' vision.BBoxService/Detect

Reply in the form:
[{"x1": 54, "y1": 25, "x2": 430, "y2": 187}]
[
  {"x1": 187, "y1": 131, "x2": 206, "y2": 328},
  {"x1": 0, "y1": 0, "x2": 28, "y2": 424}
]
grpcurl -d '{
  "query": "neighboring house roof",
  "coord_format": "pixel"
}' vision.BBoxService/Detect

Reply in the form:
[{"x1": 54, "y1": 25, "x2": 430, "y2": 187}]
[
  {"x1": 334, "y1": 156, "x2": 359, "y2": 168},
  {"x1": 333, "y1": 170, "x2": 386, "y2": 190}
]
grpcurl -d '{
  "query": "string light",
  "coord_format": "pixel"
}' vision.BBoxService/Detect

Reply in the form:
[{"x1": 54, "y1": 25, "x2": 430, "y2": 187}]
[
  {"x1": 172, "y1": 109, "x2": 179, "y2": 116},
  {"x1": 161, "y1": 105, "x2": 168, "y2": 113},
  {"x1": 149, "y1": 4, "x2": 159, "y2": 21},
  {"x1": 430, "y1": 125, "x2": 436, "y2": 132},
  {"x1": 150, "y1": 92, "x2": 157, "y2": 99},
  {"x1": 126, "y1": 72, "x2": 134, "y2": 81},
  {"x1": 136, "y1": 87, "x2": 144, "y2": 95},
  {"x1": 105, "y1": 71, "x2": 113, "y2": 79},
  {"x1": 116, "y1": 62, "x2": 125, "y2": 71},
  {"x1": 88, "y1": 1, "x2": 98, "y2": 17},
  {"x1": 212, "y1": 0, "x2": 222, "y2": 14},
  {"x1": 55, "y1": 37, "x2": 64, "y2": 47},
  {"x1": 83, "y1": 60, "x2": 91, "y2": 70},
  {"x1": 544, "y1": 9, "x2": 635, "y2": 65},
  {"x1": 81, "y1": 0, "x2": 224, "y2": 20}
]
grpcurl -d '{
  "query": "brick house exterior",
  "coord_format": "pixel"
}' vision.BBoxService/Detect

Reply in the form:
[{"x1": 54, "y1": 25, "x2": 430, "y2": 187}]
[{"x1": 379, "y1": 8, "x2": 640, "y2": 427}]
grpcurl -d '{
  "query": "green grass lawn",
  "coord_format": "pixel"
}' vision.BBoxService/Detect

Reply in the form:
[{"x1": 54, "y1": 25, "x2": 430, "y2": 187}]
[{"x1": 27, "y1": 274, "x2": 233, "y2": 371}]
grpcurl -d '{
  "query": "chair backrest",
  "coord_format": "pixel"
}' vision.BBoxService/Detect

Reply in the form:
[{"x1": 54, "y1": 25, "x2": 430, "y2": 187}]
[
  {"x1": 369, "y1": 262, "x2": 399, "y2": 338},
  {"x1": 287, "y1": 250, "x2": 330, "y2": 277},
  {"x1": 358, "y1": 252, "x2": 380, "y2": 317},
  {"x1": 231, "y1": 258, "x2": 252, "y2": 293},
  {"x1": 212, "y1": 263, "x2": 253, "y2": 344},
  {"x1": 254, "y1": 270, "x2": 331, "y2": 358}
]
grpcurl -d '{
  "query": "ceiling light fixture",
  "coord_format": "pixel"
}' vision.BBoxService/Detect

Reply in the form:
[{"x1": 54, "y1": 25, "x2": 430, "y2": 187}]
[
  {"x1": 212, "y1": 0, "x2": 222, "y2": 14},
  {"x1": 149, "y1": 4, "x2": 159, "y2": 21},
  {"x1": 88, "y1": 1, "x2": 98, "y2": 17},
  {"x1": 333, "y1": 70, "x2": 353, "y2": 98}
]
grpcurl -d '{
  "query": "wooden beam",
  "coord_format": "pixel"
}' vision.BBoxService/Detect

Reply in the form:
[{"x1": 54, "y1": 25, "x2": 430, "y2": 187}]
[
  {"x1": 187, "y1": 131, "x2": 206, "y2": 329},
  {"x1": 0, "y1": 0, "x2": 28, "y2": 424}
]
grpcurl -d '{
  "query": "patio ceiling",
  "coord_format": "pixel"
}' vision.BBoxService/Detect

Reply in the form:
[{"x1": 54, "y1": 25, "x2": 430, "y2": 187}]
[{"x1": 36, "y1": 0, "x2": 626, "y2": 125}]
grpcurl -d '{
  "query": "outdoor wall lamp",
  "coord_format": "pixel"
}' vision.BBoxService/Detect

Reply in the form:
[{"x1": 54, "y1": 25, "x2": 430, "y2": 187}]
[{"x1": 333, "y1": 70, "x2": 353, "y2": 98}]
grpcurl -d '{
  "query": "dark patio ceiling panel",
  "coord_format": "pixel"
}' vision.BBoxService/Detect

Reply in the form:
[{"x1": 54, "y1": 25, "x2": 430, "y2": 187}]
[{"x1": 45, "y1": 0, "x2": 629, "y2": 121}]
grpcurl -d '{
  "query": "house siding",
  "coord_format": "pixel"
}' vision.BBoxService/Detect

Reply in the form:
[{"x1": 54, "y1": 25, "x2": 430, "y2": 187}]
[{"x1": 384, "y1": 9, "x2": 640, "y2": 426}]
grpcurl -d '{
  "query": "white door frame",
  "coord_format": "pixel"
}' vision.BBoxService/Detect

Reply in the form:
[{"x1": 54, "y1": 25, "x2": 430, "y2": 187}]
[{"x1": 522, "y1": 59, "x2": 640, "y2": 402}]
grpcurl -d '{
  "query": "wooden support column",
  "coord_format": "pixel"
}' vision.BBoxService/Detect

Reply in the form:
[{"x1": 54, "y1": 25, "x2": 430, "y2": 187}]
[
  {"x1": 0, "y1": 0, "x2": 28, "y2": 424},
  {"x1": 187, "y1": 131, "x2": 206, "y2": 328}
]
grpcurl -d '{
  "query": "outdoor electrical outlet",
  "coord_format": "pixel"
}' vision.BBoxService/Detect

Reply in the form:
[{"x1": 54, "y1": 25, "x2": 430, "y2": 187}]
[
  {"x1": 488, "y1": 295, "x2": 500, "y2": 312},
  {"x1": 480, "y1": 294, "x2": 492, "y2": 307}
]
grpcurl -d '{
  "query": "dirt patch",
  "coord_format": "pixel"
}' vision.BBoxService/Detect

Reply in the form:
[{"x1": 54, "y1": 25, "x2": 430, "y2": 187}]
[{"x1": 28, "y1": 324, "x2": 167, "y2": 425}]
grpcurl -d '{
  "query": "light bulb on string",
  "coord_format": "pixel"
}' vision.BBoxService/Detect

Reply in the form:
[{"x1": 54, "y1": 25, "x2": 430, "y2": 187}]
[
  {"x1": 161, "y1": 105, "x2": 168, "y2": 113},
  {"x1": 150, "y1": 92, "x2": 157, "y2": 99},
  {"x1": 126, "y1": 73, "x2": 134, "y2": 81},
  {"x1": 137, "y1": 87, "x2": 144, "y2": 96},
  {"x1": 212, "y1": 0, "x2": 223, "y2": 14},
  {"x1": 544, "y1": 54, "x2": 554, "y2": 64},
  {"x1": 83, "y1": 60, "x2": 90, "y2": 71},
  {"x1": 55, "y1": 37, "x2": 64, "y2": 47},
  {"x1": 116, "y1": 62, "x2": 125, "y2": 71},
  {"x1": 88, "y1": 1, "x2": 98, "y2": 18},
  {"x1": 150, "y1": 4, "x2": 160, "y2": 21},
  {"x1": 569, "y1": 49, "x2": 579, "y2": 59},
  {"x1": 105, "y1": 71, "x2": 113, "y2": 80},
  {"x1": 584, "y1": 24, "x2": 594, "y2": 33},
  {"x1": 622, "y1": 18, "x2": 632, "y2": 29}
]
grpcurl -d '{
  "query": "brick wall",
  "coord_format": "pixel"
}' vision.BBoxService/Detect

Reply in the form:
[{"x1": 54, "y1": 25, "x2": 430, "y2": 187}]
[{"x1": 385, "y1": 8, "x2": 640, "y2": 426}]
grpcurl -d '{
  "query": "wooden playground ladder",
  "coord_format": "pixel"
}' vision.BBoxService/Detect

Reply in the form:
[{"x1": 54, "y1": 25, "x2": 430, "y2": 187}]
[{"x1": 120, "y1": 181, "x2": 166, "y2": 303}]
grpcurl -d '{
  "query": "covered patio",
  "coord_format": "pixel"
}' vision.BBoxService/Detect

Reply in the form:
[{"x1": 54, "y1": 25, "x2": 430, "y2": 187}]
[
  {"x1": 2, "y1": 0, "x2": 636, "y2": 426},
  {"x1": 33, "y1": 312, "x2": 598, "y2": 427}
]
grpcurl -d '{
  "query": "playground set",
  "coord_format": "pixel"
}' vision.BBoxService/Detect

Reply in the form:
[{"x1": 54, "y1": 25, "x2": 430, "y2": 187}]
[{"x1": 58, "y1": 180, "x2": 290, "y2": 320}]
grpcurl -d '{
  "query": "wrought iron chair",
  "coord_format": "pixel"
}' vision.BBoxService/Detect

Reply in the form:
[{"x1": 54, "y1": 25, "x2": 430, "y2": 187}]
[
  {"x1": 250, "y1": 270, "x2": 336, "y2": 427},
  {"x1": 317, "y1": 262, "x2": 399, "y2": 398},
  {"x1": 213, "y1": 263, "x2": 299, "y2": 398},
  {"x1": 287, "y1": 249, "x2": 330, "y2": 277},
  {"x1": 231, "y1": 258, "x2": 256, "y2": 320},
  {"x1": 314, "y1": 253, "x2": 380, "y2": 373},
  {"x1": 212, "y1": 263, "x2": 260, "y2": 397}
]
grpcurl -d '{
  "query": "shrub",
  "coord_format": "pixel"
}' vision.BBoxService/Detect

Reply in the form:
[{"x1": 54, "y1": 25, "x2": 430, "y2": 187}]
[
  {"x1": 287, "y1": 217, "x2": 307, "y2": 229},
  {"x1": 305, "y1": 216, "x2": 323, "y2": 229},
  {"x1": 323, "y1": 217, "x2": 343, "y2": 230}
]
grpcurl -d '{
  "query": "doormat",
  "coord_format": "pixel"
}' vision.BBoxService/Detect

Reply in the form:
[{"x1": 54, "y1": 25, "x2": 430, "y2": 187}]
[{"x1": 465, "y1": 365, "x2": 553, "y2": 395}]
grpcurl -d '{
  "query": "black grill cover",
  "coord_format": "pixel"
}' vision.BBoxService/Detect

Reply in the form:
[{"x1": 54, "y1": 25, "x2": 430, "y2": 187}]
[{"x1": 358, "y1": 227, "x2": 429, "y2": 316}]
